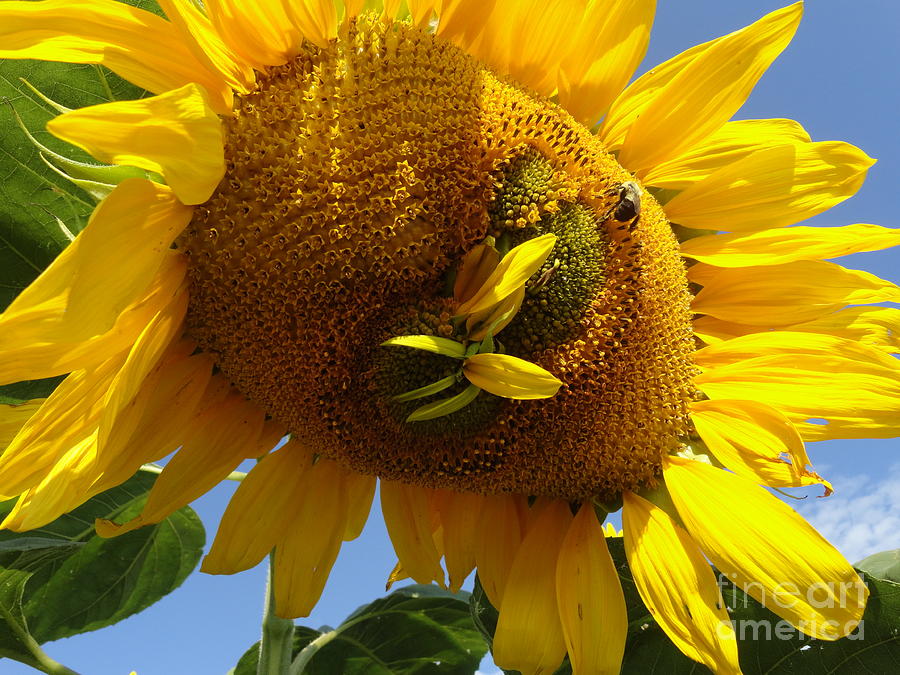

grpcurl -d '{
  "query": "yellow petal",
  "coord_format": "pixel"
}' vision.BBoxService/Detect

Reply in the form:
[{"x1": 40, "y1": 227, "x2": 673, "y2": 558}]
[
  {"x1": 665, "y1": 456, "x2": 867, "y2": 640},
  {"x1": 96, "y1": 394, "x2": 265, "y2": 536},
  {"x1": 0, "y1": 338, "x2": 198, "y2": 528},
  {"x1": 2, "y1": 434, "x2": 101, "y2": 531},
  {"x1": 205, "y1": 0, "x2": 302, "y2": 69},
  {"x1": 97, "y1": 287, "x2": 187, "y2": 455},
  {"x1": 556, "y1": 504, "x2": 627, "y2": 675},
  {"x1": 599, "y1": 27, "x2": 724, "y2": 150},
  {"x1": 690, "y1": 260, "x2": 900, "y2": 326},
  {"x1": 385, "y1": 561, "x2": 410, "y2": 591},
  {"x1": 141, "y1": 395, "x2": 264, "y2": 516},
  {"x1": 23, "y1": 352, "x2": 204, "y2": 523},
  {"x1": 380, "y1": 481, "x2": 445, "y2": 586},
  {"x1": 622, "y1": 492, "x2": 740, "y2": 674},
  {"x1": 692, "y1": 315, "x2": 757, "y2": 345},
  {"x1": 694, "y1": 306, "x2": 900, "y2": 353},
  {"x1": 465, "y1": 286, "x2": 524, "y2": 341},
  {"x1": 0, "y1": 399, "x2": 44, "y2": 450},
  {"x1": 48, "y1": 86, "x2": 224, "y2": 205},
  {"x1": 454, "y1": 243, "x2": 500, "y2": 305},
  {"x1": 381, "y1": 334, "x2": 466, "y2": 358},
  {"x1": 438, "y1": 0, "x2": 585, "y2": 96},
  {"x1": 156, "y1": 0, "x2": 255, "y2": 94},
  {"x1": 617, "y1": 3, "x2": 802, "y2": 175},
  {"x1": 557, "y1": 0, "x2": 656, "y2": 125},
  {"x1": 434, "y1": 0, "x2": 499, "y2": 47},
  {"x1": 602, "y1": 522, "x2": 622, "y2": 537},
  {"x1": 644, "y1": 118, "x2": 810, "y2": 189},
  {"x1": 474, "y1": 494, "x2": 525, "y2": 607},
  {"x1": 456, "y1": 233, "x2": 556, "y2": 317},
  {"x1": 463, "y1": 353, "x2": 562, "y2": 399},
  {"x1": 89, "y1": 352, "x2": 214, "y2": 496},
  {"x1": 435, "y1": 489, "x2": 482, "y2": 593},
  {"x1": 254, "y1": 420, "x2": 288, "y2": 459},
  {"x1": 0, "y1": 252, "x2": 186, "y2": 385},
  {"x1": 493, "y1": 499, "x2": 571, "y2": 675},
  {"x1": 681, "y1": 223, "x2": 900, "y2": 267},
  {"x1": 0, "y1": 183, "x2": 191, "y2": 356},
  {"x1": 285, "y1": 0, "x2": 339, "y2": 49},
  {"x1": 691, "y1": 399, "x2": 830, "y2": 492},
  {"x1": 665, "y1": 142, "x2": 875, "y2": 232},
  {"x1": 203, "y1": 443, "x2": 307, "y2": 575},
  {"x1": 0, "y1": 0, "x2": 233, "y2": 114},
  {"x1": 408, "y1": 0, "x2": 438, "y2": 27},
  {"x1": 78, "y1": 352, "x2": 177, "y2": 502},
  {"x1": 788, "y1": 306, "x2": 900, "y2": 353},
  {"x1": 0, "y1": 355, "x2": 125, "y2": 501},
  {"x1": 273, "y1": 457, "x2": 349, "y2": 618},
  {"x1": 343, "y1": 472, "x2": 376, "y2": 541},
  {"x1": 695, "y1": 332, "x2": 900, "y2": 440}
]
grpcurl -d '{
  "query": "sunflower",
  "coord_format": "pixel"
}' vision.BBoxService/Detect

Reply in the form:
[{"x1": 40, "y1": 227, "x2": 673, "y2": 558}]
[{"x1": 0, "y1": 0, "x2": 894, "y2": 672}]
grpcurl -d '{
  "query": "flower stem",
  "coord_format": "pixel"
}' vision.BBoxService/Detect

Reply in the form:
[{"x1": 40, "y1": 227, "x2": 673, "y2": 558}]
[{"x1": 257, "y1": 554, "x2": 295, "y2": 675}]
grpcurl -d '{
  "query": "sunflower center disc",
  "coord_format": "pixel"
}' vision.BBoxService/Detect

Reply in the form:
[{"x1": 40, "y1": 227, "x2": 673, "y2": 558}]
[{"x1": 179, "y1": 15, "x2": 697, "y2": 501}]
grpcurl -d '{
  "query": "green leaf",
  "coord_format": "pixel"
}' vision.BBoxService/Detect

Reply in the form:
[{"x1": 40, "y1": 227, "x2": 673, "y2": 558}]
[
  {"x1": 0, "y1": 470, "x2": 205, "y2": 646},
  {"x1": 0, "y1": 377, "x2": 64, "y2": 405},
  {"x1": 468, "y1": 577, "x2": 496, "y2": 651},
  {"x1": 856, "y1": 549, "x2": 900, "y2": 583},
  {"x1": 394, "y1": 374, "x2": 460, "y2": 402},
  {"x1": 407, "y1": 384, "x2": 481, "y2": 422},
  {"x1": 382, "y1": 335, "x2": 468, "y2": 359},
  {"x1": 235, "y1": 585, "x2": 488, "y2": 675},
  {"x1": 0, "y1": 567, "x2": 38, "y2": 666}
]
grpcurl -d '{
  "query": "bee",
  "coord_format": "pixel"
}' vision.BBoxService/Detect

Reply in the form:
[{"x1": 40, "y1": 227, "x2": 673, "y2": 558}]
[{"x1": 612, "y1": 181, "x2": 642, "y2": 222}]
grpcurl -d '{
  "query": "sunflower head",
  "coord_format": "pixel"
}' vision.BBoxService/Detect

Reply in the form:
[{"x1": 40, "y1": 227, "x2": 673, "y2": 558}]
[{"x1": 177, "y1": 12, "x2": 696, "y2": 502}]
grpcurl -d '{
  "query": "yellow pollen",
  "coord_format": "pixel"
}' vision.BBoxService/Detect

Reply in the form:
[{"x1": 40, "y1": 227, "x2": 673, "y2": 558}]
[{"x1": 178, "y1": 14, "x2": 697, "y2": 502}]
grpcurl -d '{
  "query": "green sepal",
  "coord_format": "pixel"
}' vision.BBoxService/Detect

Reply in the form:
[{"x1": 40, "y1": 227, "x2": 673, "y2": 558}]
[
  {"x1": 479, "y1": 330, "x2": 495, "y2": 355},
  {"x1": 381, "y1": 335, "x2": 467, "y2": 359},
  {"x1": 392, "y1": 374, "x2": 459, "y2": 402},
  {"x1": 477, "y1": 305, "x2": 516, "y2": 355},
  {"x1": 16, "y1": 77, "x2": 71, "y2": 114},
  {"x1": 406, "y1": 384, "x2": 481, "y2": 422},
  {"x1": 37, "y1": 154, "x2": 118, "y2": 203},
  {"x1": 5, "y1": 98, "x2": 153, "y2": 202}
]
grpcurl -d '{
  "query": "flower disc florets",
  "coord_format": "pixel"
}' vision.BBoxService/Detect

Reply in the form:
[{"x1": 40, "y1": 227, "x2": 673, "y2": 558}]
[{"x1": 179, "y1": 14, "x2": 697, "y2": 501}]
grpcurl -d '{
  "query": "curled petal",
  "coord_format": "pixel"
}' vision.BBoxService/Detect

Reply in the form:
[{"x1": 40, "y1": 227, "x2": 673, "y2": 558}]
[{"x1": 691, "y1": 399, "x2": 830, "y2": 493}]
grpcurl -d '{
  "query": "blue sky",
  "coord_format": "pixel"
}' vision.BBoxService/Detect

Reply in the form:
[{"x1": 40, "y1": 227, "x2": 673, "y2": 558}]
[{"x1": 6, "y1": 1, "x2": 900, "y2": 674}]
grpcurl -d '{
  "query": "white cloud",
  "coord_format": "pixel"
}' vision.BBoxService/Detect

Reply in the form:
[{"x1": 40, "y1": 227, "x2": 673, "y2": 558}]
[{"x1": 796, "y1": 462, "x2": 900, "y2": 563}]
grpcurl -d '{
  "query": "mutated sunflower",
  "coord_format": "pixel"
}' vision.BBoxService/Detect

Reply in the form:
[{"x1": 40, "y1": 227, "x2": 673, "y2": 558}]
[{"x1": 0, "y1": 0, "x2": 895, "y2": 672}]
